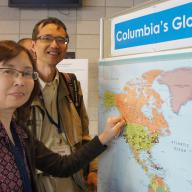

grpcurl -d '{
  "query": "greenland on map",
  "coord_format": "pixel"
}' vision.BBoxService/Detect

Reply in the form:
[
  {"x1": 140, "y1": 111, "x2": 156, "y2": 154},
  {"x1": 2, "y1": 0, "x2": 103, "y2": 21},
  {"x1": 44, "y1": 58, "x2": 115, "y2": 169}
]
[{"x1": 98, "y1": 53, "x2": 192, "y2": 192}]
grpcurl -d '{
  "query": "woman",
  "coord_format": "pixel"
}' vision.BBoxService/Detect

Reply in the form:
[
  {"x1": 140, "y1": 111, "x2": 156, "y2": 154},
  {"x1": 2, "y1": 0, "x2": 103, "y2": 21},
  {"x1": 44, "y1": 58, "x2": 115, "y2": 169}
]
[{"x1": 0, "y1": 40, "x2": 125, "y2": 192}]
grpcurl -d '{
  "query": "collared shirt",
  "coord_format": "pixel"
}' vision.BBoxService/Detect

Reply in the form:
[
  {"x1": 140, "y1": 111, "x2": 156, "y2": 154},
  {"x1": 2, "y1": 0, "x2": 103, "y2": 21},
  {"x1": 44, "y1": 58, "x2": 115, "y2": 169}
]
[
  {"x1": 38, "y1": 71, "x2": 61, "y2": 148},
  {"x1": 38, "y1": 70, "x2": 59, "y2": 90},
  {"x1": 37, "y1": 71, "x2": 82, "y2": 191},
  {"x1": 40, "y1": 71, "x2": 59, "y2": 122},
  {"x1": 0, "y1": 121, "x2": 31, "y2": 192}
]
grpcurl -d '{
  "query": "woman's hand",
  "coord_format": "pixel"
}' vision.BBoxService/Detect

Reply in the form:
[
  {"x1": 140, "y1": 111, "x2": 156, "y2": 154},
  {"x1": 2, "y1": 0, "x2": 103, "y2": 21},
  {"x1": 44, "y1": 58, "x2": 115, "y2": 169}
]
[{"x1": 98, "y1": 116, "x2": 126, "y2": 145}]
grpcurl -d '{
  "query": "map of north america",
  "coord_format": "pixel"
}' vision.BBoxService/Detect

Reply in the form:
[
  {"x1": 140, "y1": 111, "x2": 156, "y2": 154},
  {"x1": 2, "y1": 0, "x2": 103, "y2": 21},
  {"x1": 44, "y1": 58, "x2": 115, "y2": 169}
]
[{"x1": 99, "y1": 59, "x2": 192, "y2": 192}]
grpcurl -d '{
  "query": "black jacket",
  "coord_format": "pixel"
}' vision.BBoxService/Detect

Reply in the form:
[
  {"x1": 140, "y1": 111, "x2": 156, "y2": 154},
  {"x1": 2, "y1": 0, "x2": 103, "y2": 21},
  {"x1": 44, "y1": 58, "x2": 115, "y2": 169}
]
[{"x1": 23, "y1": 130, "x2": 106, "y2": 192}]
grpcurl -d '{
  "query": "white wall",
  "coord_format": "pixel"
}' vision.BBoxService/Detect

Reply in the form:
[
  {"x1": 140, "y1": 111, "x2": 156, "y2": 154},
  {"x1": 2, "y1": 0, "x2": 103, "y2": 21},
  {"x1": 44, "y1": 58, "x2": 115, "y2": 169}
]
[{"x1": 0, "y1": 0, "x2": 151, "y2": 136}]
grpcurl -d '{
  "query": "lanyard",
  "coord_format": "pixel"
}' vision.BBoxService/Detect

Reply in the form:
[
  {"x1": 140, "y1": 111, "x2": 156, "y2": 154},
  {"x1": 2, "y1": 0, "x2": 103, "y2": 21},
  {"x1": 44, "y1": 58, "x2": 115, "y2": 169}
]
[
  {"x1": 39, "y1": 92, "x2": 62, "y2": 134},
  {"x1": 10, "y1": 122, "x2": 32, "y2": 192}
]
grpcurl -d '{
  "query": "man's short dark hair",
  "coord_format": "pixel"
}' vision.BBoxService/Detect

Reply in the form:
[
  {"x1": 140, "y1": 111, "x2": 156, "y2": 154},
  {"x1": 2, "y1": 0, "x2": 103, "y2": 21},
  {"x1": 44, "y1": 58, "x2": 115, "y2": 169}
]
[{"x1": 32, "y1": 17, "x2": 68, "y2": 40}]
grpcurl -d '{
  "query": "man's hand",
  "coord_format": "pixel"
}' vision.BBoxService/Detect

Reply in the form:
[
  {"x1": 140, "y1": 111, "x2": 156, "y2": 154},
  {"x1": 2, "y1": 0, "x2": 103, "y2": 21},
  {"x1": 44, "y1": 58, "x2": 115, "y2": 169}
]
[{"x1": 87, "y1": 171, "x2": 97, "y2": 192}]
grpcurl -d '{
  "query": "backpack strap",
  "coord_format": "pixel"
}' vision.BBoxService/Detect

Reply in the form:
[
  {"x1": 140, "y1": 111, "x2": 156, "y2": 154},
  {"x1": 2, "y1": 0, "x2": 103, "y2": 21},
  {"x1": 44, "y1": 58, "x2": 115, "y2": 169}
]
[
  {"x1": 61, "y1": 72, "x2": 81, "y2": 115},
  {"x1": 61, "y1": 73, "x2": 90, "y2": 183}
]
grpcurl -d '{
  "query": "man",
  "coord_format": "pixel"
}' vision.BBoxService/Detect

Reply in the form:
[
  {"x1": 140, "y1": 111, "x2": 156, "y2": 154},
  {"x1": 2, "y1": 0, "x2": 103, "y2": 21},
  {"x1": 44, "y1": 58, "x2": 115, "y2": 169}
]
[
  {"x1": 18, "y1": 37, "x2": 33, "y2": 48},
  {"x1": 18, "y1": 38, "x2": 36, "y2": 60},
  {"x1": 29, "y1": 17, "x2": 97, "y2": 192}
]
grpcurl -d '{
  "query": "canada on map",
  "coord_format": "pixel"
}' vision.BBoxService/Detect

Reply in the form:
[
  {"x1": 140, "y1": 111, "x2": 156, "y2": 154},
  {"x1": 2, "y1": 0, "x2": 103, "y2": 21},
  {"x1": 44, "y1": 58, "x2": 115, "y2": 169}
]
[{"x1": 98, "y1": 56, "x2": 192, "y2": 192}]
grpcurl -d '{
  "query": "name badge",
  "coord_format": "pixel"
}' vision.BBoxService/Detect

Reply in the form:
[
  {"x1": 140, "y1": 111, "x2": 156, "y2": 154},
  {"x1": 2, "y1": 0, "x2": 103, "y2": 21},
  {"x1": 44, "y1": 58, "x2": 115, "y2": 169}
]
[{"x1": 52, "y1": 144, "x2": 71, "y2": 156}]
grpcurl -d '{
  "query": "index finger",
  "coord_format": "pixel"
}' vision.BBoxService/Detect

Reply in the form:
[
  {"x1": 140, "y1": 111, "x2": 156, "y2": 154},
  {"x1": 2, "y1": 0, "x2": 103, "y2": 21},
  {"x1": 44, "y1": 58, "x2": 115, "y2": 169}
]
[{"x1": 107, "y1": 116, "x2": 123, "y2": 124}]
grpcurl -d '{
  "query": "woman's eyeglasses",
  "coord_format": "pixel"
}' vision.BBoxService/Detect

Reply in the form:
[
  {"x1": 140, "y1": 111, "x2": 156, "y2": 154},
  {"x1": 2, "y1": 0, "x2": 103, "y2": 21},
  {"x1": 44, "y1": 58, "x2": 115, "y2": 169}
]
[{"x1": 0, "y1": 68, "x2": 38, "y2": 80}]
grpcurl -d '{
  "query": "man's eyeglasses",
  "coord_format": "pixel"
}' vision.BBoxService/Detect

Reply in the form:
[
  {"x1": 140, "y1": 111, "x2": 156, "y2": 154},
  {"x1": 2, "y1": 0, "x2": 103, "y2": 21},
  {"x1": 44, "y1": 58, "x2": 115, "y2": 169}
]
[
  {"x1": 0, "y1": 68, "x2": 39, "y2": 80},
  {"x1": 36, "y1": 35, "x2": 69, "y2": 45}
]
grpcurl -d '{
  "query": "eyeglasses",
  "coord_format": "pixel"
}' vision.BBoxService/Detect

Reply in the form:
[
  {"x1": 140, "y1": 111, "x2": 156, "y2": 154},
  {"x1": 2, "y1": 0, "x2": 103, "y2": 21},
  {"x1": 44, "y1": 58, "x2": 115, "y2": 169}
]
[
  {"x1": 36, "y1": 35, "x2": 69, "y2": 45},
  {"x1": 0, "y1": 68, "x2": 39, "y2": 80}
]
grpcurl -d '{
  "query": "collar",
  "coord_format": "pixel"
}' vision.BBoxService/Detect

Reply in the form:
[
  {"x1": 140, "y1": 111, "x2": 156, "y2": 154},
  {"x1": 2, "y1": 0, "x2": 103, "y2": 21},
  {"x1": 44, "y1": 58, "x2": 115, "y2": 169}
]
[
  {"x1": 38, "y1": 70, "x2": 59, "y2": 90},
  {"x1": 31, "y1": 72, "x2": 70, "y2": 108}
]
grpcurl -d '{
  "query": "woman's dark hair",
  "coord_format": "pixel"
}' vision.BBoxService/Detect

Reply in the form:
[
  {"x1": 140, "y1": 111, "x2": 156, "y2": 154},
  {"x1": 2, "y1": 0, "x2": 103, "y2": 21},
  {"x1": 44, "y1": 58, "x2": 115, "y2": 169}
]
[{"x1": 0, "y1": 40, "x2": 40, "y2": 127}]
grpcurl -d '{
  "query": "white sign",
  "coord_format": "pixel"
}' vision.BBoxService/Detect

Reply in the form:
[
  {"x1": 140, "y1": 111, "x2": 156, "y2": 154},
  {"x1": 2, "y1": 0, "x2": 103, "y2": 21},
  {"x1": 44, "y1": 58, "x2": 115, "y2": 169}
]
[{"x1": 57, "y1": 59, "x2": 88, "y2": 108}]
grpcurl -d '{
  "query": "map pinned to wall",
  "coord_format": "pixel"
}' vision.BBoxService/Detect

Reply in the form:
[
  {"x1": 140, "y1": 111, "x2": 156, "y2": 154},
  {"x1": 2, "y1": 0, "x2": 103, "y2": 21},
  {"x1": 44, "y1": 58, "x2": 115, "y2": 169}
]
[{"x1": 98, "y1": 53, "x2": 192, "y2": 192}]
